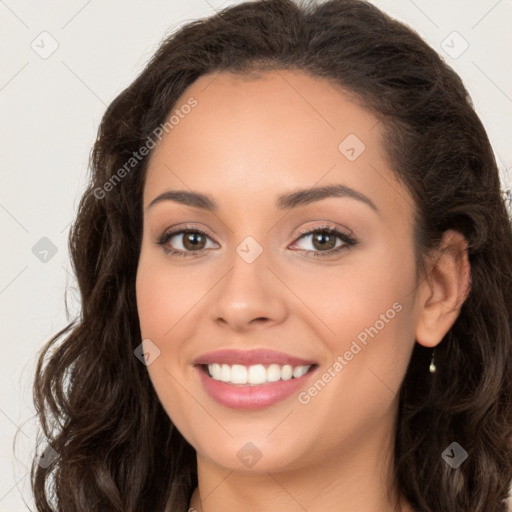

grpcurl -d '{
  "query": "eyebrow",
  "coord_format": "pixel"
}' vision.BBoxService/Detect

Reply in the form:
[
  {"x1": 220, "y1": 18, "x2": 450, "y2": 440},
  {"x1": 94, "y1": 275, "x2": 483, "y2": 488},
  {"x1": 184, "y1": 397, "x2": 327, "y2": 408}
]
[{"x1": 147, "y1": 184, "x2": 379, "y2": 214}]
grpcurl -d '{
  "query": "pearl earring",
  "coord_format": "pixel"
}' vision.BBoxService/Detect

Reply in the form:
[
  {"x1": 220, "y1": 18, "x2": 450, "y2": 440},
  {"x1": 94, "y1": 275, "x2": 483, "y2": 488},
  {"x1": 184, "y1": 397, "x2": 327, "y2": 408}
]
[{"x1": 429, "y1": 349, "x2": 437, "y2": 373}]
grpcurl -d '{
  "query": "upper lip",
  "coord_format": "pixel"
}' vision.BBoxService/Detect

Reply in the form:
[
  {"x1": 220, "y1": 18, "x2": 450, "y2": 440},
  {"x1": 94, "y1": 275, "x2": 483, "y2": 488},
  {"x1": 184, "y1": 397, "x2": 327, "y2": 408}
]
[{"x1": 193, "y1": 349, "x2": 317, "y2": 367}]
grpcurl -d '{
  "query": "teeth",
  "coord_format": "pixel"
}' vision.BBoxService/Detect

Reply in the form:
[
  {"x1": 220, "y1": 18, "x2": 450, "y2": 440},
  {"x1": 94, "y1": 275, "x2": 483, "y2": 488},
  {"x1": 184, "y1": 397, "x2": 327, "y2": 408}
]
[
  {"x1": 267, "y1": 364, "x2": 281, "y2": 382},
  {"x1": 220, "y1": 363, "x2": 230, "y2": 382},
  {"x1": 206, "y1": 363, "x2": 312, "y2": 385},
  {"x1": 292, "y1": 365, "x2": 310, "y2": 378},
  {"x1": 281, "y1": 364, "x2": 293, "y2": 380},
  {"x1": 248, "y1": 364, "x2": 267, "y2": 384},
  {"x1": 231, "y1": 364, "x2": 247, "y2": 384}
]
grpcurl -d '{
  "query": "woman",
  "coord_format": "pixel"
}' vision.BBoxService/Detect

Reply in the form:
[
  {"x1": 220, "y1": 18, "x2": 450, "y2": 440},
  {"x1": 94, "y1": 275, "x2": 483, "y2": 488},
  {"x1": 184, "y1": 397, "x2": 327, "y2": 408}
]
[{"x1": 31, "y1": 0, "x2": 512, "y2": 510}]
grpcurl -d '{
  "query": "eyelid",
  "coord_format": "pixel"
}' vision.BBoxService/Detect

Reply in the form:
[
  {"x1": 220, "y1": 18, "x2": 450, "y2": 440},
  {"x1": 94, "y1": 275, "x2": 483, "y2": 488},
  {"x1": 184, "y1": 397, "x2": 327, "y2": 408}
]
[
  {"x1": 156, "y1": 223, "x2": 219, "y2": 244},
  {"x1": 293, "y1": 222, "x2": 354, "y2": 239}
]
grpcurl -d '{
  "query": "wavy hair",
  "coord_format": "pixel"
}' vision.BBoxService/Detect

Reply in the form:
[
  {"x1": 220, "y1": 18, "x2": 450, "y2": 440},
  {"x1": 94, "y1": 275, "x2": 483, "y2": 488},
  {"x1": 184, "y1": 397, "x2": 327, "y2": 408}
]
[{"x1": 31, "y1": 0, "x2": 512, "y2": 510}]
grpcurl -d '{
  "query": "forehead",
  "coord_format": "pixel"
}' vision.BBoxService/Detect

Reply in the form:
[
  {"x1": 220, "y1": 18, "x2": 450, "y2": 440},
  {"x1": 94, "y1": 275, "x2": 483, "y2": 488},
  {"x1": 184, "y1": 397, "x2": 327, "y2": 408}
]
[{"x1": 143, "y1": 69, "x2": 412, "y2": 225}]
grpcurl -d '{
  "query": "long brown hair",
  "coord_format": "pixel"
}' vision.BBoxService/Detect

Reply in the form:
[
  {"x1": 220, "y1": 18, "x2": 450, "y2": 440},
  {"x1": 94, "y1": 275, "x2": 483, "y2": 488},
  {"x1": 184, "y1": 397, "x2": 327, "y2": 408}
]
[{"x1": 31, "y1": 0, "x2": 512, "y2": 510}]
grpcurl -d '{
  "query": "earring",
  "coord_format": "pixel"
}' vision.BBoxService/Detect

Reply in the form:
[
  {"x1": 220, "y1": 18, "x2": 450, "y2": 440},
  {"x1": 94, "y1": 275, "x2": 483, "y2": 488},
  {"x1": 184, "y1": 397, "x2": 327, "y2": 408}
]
[{"x1": 429, "y1": 349, "x2": 437, "y2": 373}]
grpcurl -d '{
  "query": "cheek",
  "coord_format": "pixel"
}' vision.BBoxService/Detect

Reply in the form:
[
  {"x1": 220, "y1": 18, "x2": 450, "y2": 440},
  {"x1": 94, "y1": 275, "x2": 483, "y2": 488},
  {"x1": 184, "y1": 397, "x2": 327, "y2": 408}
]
[
  {"x1": 299, "y1": 244, "x2": 412, "y2": 343},
  {"x1": 136, "y1": 263, "x2": 175, "y2": 340},
  {"x1": 310, "y1": 238, "x2": 417, "y2": 392},
  {"x1": 135, "y1": 252, "x2": 214, "y2": 426},
  {"x1": 136, "y1": 252, "x2": 205, "y2": 342},
  {"x1": 290, "y1": 259, "x2": 416, "y2": 455}
]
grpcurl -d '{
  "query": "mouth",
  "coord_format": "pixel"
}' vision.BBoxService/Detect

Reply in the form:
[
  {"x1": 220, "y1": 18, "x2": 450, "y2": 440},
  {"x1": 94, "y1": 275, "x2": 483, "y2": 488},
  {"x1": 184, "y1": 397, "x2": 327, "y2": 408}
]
[
  {"x1": 193, "y1": 348, "x2": 320, "y2": 409},
  {"x1": 198, "y1": 362, "x2": 318, "y2": 386},
  {"x1": 194, "y1": 353, "x2": 320, "y2": 410}
]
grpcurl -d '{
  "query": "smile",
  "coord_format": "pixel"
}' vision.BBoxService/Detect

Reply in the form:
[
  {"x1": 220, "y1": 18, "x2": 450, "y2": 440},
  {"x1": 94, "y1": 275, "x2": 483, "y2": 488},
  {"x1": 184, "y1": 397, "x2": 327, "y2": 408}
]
[{"x1": 195, "y1": 362, "x2": 318, "y2": 410}]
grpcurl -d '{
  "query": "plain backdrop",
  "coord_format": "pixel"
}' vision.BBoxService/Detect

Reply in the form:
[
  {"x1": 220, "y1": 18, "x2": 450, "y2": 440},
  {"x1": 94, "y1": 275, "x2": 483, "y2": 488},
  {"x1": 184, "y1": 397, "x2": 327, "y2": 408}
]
[{"x1": 1, "y1": 0, "x2": 511, "y2": 510}]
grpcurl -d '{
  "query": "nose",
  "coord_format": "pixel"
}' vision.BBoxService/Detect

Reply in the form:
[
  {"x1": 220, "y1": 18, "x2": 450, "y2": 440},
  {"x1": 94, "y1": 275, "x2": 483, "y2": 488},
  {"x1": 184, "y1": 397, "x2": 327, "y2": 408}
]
[{"x1": 208, "y1": 246, "x2": 288, "y2": 332}]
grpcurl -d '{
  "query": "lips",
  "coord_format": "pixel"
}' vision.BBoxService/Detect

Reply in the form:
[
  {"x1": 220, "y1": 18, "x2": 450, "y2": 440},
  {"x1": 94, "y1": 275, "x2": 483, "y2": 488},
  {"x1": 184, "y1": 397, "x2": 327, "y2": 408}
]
[
  {"x1": 195, "y1": 363, "x2": 319, "y2": 410},
  {"x1": 192, "y1": 348, "x2": 319, "y2": 410},
  {"x1": 193, "y1": 348, "x2": 317, "y2": 367}
]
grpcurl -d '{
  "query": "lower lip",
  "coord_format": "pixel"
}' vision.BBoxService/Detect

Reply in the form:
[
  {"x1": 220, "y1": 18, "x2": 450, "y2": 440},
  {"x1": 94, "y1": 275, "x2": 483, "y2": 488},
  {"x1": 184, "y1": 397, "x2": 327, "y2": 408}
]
[{"x1": 195, "y1": 365, "x2": 318, "y2": 410}]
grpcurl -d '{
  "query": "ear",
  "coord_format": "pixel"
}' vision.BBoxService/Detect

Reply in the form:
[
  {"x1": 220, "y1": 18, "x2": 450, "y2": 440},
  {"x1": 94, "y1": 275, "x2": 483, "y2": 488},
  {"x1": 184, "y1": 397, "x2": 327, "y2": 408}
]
[{"x1": 415, "y1": 229, "x2": 471, "y2": 348}]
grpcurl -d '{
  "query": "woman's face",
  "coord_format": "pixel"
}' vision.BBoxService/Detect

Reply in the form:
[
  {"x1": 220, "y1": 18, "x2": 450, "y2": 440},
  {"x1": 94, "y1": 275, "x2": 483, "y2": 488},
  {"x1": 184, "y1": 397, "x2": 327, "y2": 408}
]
[{"x1": 136, "y1": 69, "x2": 422, "y2": 474}]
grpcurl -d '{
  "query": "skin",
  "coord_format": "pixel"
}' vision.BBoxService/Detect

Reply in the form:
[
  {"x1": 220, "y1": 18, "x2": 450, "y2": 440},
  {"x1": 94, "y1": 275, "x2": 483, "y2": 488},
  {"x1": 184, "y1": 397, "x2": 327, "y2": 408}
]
[{"x1": 135, "y1": 69, "x2": 471, "y2": 512}]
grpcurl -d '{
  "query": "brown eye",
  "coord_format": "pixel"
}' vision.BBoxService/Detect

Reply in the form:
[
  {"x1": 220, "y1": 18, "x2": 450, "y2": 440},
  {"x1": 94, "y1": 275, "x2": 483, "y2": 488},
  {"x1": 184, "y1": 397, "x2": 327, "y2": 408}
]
[
  {"x1": 156, "y1": 226, "x2": 219, "y2": 257},
  {"x1": 310, "y1": 232, "x2": 337, "y2": 251},
  {"x1": 291, "y1": 226, "x2": 357, "y2": 259},
  {"x1": 180, "y1": 231, "x2": 207, "y2": 251}
]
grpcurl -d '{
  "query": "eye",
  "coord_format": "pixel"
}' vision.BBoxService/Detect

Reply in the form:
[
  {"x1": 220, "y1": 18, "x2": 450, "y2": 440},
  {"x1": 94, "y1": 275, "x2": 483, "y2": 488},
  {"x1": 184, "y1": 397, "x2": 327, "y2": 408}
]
[
  {"x1": 156, "y1": 225, "x2": 218, "y2": 257},
  {"x1": 156, "y1": 223, "x2": 358, "y2": 259},
  {"x1": 290, "y1": 225, "x2": 357, "y2": 258}
]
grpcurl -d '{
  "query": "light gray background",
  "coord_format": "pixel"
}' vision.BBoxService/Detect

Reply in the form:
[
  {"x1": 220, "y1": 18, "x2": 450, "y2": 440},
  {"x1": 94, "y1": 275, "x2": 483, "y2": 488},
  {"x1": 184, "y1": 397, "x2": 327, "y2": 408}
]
[{"x1": 1, "y1": 0, "x2": 511, "y2": 510}]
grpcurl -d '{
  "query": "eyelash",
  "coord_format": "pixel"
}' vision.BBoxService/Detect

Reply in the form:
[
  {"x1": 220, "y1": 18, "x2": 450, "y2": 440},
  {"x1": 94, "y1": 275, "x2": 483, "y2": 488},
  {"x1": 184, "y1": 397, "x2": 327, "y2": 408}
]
[{"x1": 156, "y1": 224, "x2": 358, "y2": 259}]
